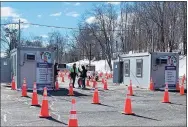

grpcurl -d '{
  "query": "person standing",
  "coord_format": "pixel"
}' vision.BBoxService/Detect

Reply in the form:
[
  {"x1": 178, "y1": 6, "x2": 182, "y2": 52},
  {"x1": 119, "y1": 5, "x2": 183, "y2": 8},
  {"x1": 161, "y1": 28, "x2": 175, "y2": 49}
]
[
  {"x1": 70, "y1": 63, "x2": 78, "y2": 88},
  {"x1": 54, "y1": 63, "x2": 59, "y2": 89},
  {"x1": 78, "y1": 65, "x2": 87, "y2": 89}
]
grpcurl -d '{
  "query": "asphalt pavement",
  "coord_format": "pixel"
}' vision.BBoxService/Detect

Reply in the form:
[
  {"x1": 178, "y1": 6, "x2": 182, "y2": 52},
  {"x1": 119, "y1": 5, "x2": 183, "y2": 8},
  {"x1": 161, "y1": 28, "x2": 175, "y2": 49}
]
[{"x1": 1, "y1": 76, "x2": 187, "y2": 126}]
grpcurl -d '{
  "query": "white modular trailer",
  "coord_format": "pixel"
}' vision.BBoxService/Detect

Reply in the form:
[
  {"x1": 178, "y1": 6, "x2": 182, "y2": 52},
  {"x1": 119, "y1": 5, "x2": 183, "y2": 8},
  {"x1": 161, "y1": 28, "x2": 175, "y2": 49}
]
[
  {"x1": 10, "y1": 47, "x2": 55, "y2": 90},
  {"x1": 120, "y1": 52, "x2": 179, "y2": 90}
]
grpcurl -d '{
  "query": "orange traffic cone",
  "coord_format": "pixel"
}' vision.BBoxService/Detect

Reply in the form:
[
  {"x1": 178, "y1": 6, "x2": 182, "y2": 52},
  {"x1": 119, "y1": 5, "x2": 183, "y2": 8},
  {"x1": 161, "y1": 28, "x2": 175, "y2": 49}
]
[
  {"x1": 39, "y1": 87, "x2": 51, "y2": 118},
  {"x1": 62, "y1": 75, "x2": 64, "y2": 82},
  {"x1": 180, "y1": 83, "x2": 185, "y2": 95},
  {"x1": 11, "y1": 76, "x2": 16, "y2": 90},
  {"x1": 86, "y1": 79, "x2": 90, "y2": 87},
  {"x1": 68, "y1": 83, "x2": 74, "y2": 96},
  {"x1": 55, "y1": 80, "x2": 60, "y2": 90},
  {"x1": 91, "y1": 77, "x2": 93, "y2": 82},
  {"x1": 92, "y1": 88, "x2": 100, "y2": 104},
  {"x1": 102, "y1": 78, "x2": 104, "y2": 84},
  {"x1": 21, "y1": 78, "x2": 27, "y2": 97},
  {"x1": 31, "y1": 82, "x2": 40, "y2": 106},
  {"x1": 122, "y1": 94, "x2": 134, "y2": 115},
  {"x1": 93, "y1": 80, "x2": 97, "y2": 88},
  {"x1": 68, "y1": 98, "x2": 78, "y2": 127},
  {"x1": 162, "y1": 84, "x2": 171, "y2": 103},
  {"x1": 128, "y1": 80, "x2": 133, "y2": 96},
  {"x1": 149, "y1": 77, "x2": 154, "y2": 91},
  {"x1": 176, "y1": 79, "x2": 180, "y2": 91},
  {"x1": 104, "y1": 80, "x2": 108, "y2": 90}
]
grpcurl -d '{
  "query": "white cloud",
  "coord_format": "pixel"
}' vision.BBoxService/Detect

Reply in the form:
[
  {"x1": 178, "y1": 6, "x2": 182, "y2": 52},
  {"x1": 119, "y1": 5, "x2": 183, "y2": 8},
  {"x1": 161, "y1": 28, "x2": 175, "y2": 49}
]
[
  {"x1": 86, "y1": 16, "x2": 96, "y2": 24},
  {"x1": 1, "y1": 7, "x2": 29, "y2": 29},
  {"x1": 40, "y1": 35, "x2": 48, "y2": 38},
  {"x1": 74, "y1": 2, "x2": 80, "y2": 6},
  {"x1": 107, "y1": 2, "x2": 121, "y2": 5},
  {"x1": 1, "y1": 7, "x2": 20, "y2": 17},
  {"x1": 66, "y1": 12, "x2": 80, "y2": 17},
  {"x1": 50, "y1": 12, "x2": 62, "y2": 17},
  {"x1": 37, "y1": 15, "x2": 42, "y2": 18}
]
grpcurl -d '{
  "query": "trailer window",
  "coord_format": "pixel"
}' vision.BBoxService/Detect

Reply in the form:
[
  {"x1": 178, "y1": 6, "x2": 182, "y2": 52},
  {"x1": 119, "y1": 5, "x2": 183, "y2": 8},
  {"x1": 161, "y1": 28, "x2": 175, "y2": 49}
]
[
  {"x1": 136, "y1": 59, "x2": 143, "y2": 78},
  {"x1": 124, "y1": 60, "x2": 130, "y2": 77}
]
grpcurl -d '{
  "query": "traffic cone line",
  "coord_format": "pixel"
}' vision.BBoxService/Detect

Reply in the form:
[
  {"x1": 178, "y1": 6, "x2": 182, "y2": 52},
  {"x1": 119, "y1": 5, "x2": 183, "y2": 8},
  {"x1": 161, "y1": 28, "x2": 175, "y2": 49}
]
[
  {"x1": 11, "y1": 76, "x2": 16, "y2": 90},
  {"x1": 162, "y1": 84, "x2": 171, "y2": 103},
  {"x1": 68, "y1": 83, "x2": 74, "y2": 96},
  {"x1": 176, "y1": 79, "x2": 180, "y2": 91},
  {"x1": 149, "y1": 77, "x2": 154, "y2": 91},
  {"x1": 31, "y1": 82, "x2": 40, "y2": 106},
  {"x1": 92, "y1": 88, "x2": 100, "y2": 104},
  {"x1": 68, "y1": 99, "x2": 78, "y2": 127},
  {"x1": 21, "y1": 78, "x2": 27, "y2": 97},
  {"x1": 55, "y1": 81, "x2": 60, "y2": 90},
  {"x1": 122, "y1": 94, "x2": 134, "y2": 115},
  {"x1": 39, "y1": 87, "x2": 51, "y2": 118},
  {"x1": 86, "y1": 79, "x2": 90, "y2": 87},
  {"x1": 180, "y1": 83, "x2": 185, "y2": 95},
  {"x1": 104, "y1": 80, "x2": 108, "y2": 90},
  {"x1": 62, "y1": 75, "x2": 64, "y2": 82},
  {"x1": 129, "y1": 80, "x2": 133, "y2": 96},
  {"x1": 93, "y1": 80, "x2": 97, "y2": 88}
]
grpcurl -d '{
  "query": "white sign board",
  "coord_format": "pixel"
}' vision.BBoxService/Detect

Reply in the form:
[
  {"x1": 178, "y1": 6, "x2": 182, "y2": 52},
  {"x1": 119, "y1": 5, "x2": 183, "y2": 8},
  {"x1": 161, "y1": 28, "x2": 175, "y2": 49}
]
[
  {"x1": 36, "y1": 51, "x2": 53, "y2": 89},
  {"x1": 165, "y1": 66, "x2": 176, "y2": 87}
]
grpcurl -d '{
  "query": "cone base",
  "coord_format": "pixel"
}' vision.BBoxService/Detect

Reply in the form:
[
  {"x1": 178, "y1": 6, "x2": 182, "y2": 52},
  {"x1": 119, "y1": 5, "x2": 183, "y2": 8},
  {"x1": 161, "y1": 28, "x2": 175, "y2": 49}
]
[
  {"x1": 180, "y1": 94, "x2": 185, "y2": 95},
  {"x1": 21, "y1": 95, "x2": 28, "y2": 97},
  {"x1": 31, "y1": 104, "x2": 40, "y2": 106},
  {"x1": 68, "y1": 94, "x2": 74, "y2": 96},
  {"x1": 122, "y1": 112, "x2": 135, "y2": 115},
  {"x1": 104, "y1": 88, "x2": 109, "y2": 90},
  {"x1": 39, "y1": 115, "x2": 52, "y2": 118},
  {"x1": 162, "y1": 101, "x2": 171, "y2": 103},
  {"x1": 91, "y1": 102, "x2": 101, "y2": 104}
]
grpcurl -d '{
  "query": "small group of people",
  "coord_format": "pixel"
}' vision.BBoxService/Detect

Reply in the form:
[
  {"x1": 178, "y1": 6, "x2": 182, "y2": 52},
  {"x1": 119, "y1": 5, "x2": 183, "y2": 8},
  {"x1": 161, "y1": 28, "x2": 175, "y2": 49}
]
[
  {"x1": 54, "y1": 62, "x2": 88, "y2": 89},
  {"x1": 70, "y1": 63, "x2": 87, "y2": 89}
]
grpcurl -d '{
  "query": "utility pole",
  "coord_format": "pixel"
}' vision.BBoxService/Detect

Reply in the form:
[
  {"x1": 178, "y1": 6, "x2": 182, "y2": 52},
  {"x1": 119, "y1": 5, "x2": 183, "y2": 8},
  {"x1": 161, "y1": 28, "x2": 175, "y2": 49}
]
[
  {"x1": 89, "y1": 43, "x2": 91, "y2": 71},
  {"x1": 152, "y1": 28, "x2": 154, "y2": 52},
  {"x1": 18, "y1": 19, "x2": 21, "y2": 47},
  {"x1": 17, "y1": 19, "x2": 21, "y2": 90}
]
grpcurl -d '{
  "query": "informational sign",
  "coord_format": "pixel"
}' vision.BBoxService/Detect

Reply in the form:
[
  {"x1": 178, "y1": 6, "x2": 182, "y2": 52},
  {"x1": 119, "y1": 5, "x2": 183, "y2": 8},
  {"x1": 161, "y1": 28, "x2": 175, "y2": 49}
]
[
  {"x1": 36, "y1": 51, "x2": 53, "y2": 89},
  {"x1": 165, "y1": 66, "x2": 176, "y2": 87}
]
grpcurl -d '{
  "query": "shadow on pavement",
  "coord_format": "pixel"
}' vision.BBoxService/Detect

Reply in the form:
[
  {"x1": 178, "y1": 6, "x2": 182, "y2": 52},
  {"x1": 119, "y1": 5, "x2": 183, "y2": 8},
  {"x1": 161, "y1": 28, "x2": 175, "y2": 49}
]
[
  {"x1": 97, "y1": 103, "x2": 116, "y2": 108},
  {"x1": 28, "y1": 88, "x2": 89, "y2": 97},
  {"x1": 170, "y1": 102, "x2": 186, "y2": 106},
  {"x1": 132, "y1": 114, "x2": 160, "y2": 121},
  {"x1": 21, "y1": 96, "x2": 32, "y2": 99},
  {"x1": 45, "y1": 117, "x2": 68, "y2": 125},
  {"x1": 155, "y1": 89, "x2": 187, "y2": 93}
]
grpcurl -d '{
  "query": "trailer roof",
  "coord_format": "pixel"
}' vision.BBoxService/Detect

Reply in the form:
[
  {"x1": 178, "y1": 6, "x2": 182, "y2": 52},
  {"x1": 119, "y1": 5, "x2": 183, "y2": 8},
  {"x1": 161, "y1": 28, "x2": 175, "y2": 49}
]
[{"x1": 120, "y1": 52, "x2": 150, "y2": 58}]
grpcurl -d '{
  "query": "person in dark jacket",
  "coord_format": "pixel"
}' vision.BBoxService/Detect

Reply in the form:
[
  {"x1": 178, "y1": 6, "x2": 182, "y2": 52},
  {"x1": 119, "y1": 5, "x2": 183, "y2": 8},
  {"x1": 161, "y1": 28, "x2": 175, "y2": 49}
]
[
  {"x1": 78, "y1": 65, "x2": 87, "y2": 89},
  {"x1": 70, "y1": 63, "x2": 78, "y2": 88},
  {"x1": 54, "y1": 63, "x2": 59, "y2": 89}
]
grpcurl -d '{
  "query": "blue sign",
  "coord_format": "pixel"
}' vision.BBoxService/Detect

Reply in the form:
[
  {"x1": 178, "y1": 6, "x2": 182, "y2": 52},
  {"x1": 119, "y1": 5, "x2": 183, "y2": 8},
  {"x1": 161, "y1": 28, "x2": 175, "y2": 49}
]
[{"x1": 165, "y1": 66, "x2": 176, "y2": 88}]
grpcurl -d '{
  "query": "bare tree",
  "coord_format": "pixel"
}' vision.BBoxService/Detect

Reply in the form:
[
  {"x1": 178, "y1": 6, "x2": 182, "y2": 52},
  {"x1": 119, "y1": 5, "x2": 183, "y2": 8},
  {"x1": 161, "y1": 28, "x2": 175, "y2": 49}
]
[{"x1": 85, "y1": 4, "x2": 118, "y2": 71}]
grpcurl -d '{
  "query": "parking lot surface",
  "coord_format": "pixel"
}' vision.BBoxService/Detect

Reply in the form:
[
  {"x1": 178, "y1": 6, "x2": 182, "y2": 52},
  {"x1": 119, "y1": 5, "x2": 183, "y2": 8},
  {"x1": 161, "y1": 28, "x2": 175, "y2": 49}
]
[{"x1": 1, "y1": 76, "x2": 187, "y2": 126}]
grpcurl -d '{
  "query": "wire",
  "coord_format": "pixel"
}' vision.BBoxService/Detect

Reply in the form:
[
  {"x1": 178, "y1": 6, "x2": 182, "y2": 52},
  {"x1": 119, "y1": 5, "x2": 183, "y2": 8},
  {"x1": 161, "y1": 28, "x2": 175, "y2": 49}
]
[
  {"x1": 23, "y1": 22, "x2": 127, "y2": 31},
  {"x1": 1, "y1": 22, "x2": 130, "y2": 31}
]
